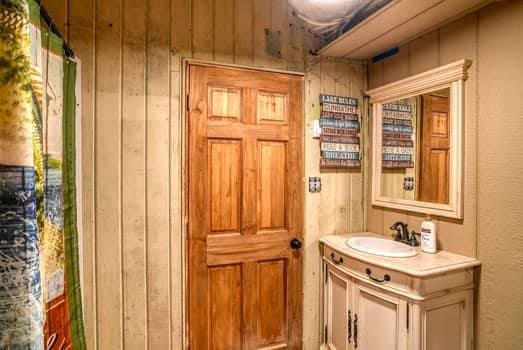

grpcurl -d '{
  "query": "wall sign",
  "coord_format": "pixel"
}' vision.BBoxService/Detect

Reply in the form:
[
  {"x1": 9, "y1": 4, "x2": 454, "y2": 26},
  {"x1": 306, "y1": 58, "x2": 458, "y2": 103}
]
[
  {"x1": 382, "y1": 101, "x2": 414, "y2": 168},
  {"x1": 319, "y1": 93, "x2": 361, "y2": 169}
]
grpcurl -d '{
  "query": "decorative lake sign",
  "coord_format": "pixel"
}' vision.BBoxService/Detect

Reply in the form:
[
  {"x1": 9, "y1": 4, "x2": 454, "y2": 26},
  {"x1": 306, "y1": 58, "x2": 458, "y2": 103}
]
[
  {"x1": 319, "y1": 94, "x2": 361, "y2": 169},
  {"x1": 382, "y1": 100, "x2": 415, "y2": 168}
]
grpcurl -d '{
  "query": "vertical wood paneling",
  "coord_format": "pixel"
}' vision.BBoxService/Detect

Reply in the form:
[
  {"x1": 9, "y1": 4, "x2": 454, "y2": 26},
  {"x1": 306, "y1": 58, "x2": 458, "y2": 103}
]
[
  {"x1": 94, "y1": 0, "x2": 123, "y2": 348},
  {"x1": 121, "y1": 0, "x2": 147, "y2": 347},
  {"x1": 146, "y1": 0, "x2": 172, "y2": 347},
  {"x1": 318, "y1": 58, "x2": 337, "y2": 234},
  {"x1": 234, "y1": 0, "x2": 253, "y2": 65},
  {"x1": 192, "y1": 0, "x2": 213, "y2": 60},
  {"x1": 302, "y1": 56, "x2": 322, "y2": 350},
  {"x1": 169, "y1": 1, "x2": 191, "y2": 347},
  {"x1": 333, "y1": 59, "x2": 351, "y2": 233},
  {"x1": 253, "y1": 0, "x2": 272, "y2": 67},
  {"x1": 171, "y1": 0, "x2": 192, "y2": 72},
  {"x1": 44, "y1": 1, "x2": 68, "y2": 36},
  {"x1": 349, "y1": 62, "x2": 365, "y2": 232},
  {"x1": 214, "y1": 0, "x2": 234, "y2": 63},
  {"x1": 366, "y1": 60, "x2": 385, "y2": 234},
  {"x1": 301, "y1": 57, "x2": 367, "y2": 349},
  {"x1": 271, "y1": 0, "x2": 289, "y2": 69},
  {"x1": 47, "y1": 1, "x2": 363, "y2": 349},
  {"x1": 287, "y1": 8, "x2": 304, "y2": 72}
]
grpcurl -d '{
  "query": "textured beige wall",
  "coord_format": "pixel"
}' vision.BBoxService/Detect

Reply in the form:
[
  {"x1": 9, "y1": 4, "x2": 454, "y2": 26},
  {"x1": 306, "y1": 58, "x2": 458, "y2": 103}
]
[
  {"x1": 367, "y1": 1, "x2": 523, "y2": 349},
  {"x1": 44, "y1": 1, "x2": 365, "y2": 349}
]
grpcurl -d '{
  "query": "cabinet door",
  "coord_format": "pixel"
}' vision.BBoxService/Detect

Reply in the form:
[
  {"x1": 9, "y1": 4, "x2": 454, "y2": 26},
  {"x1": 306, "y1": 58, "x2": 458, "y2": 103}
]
[
  {"x1": 325, "y1": 265, "x2": 352, "y2": 350},
  {"x1": 352, "y1": 283, "x2": 408, "y2": 350},
  {"x1": 420, "y1": 290, "x2": 473, "y2": 350}
]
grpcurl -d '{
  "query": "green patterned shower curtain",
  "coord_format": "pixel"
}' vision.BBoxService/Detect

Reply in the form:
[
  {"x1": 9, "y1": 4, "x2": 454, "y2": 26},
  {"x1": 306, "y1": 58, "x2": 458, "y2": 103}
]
[{"x1": 0, "y1": 1, "x2": 85, "y2": 348}]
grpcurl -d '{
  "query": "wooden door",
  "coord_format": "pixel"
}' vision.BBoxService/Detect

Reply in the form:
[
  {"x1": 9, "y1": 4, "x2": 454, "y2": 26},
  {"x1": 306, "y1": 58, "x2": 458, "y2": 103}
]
[
  {"x1": 418, "y1": 94, "x2": 450, "y2": 204},
  {"x1": 351, "y1": 283, "x2": 408, "y2": 350},
  {"x1": 325, "y1": 265, "x2": 352, "y2": 350},
  {"x1": 187, "y1": 63, "x2": 304, "y2": 350}
]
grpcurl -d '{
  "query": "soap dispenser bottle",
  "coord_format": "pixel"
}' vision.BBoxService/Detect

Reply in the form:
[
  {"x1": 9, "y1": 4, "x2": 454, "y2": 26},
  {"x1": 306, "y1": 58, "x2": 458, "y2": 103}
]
[{"x1": 420, "y1": 215, "x2": 437, "y2": 253}]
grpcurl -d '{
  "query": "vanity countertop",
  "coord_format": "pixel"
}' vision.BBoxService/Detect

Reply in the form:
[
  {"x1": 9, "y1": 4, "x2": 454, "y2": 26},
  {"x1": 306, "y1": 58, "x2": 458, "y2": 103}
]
[{"x1": 320, "y1": 232, "x2": 481, "y2": 278}]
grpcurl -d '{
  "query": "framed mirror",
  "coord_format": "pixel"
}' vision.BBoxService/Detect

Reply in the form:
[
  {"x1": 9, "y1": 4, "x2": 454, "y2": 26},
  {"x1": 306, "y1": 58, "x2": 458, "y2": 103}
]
[{"x1": 367, "y1": 59, "x2": 472, "y2": 219}]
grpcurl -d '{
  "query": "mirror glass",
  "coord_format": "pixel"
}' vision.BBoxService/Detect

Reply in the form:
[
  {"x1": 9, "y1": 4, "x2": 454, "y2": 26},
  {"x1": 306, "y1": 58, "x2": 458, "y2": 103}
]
[{"x1": 380, "y1": 87, "x2": 450, "y2": 204}]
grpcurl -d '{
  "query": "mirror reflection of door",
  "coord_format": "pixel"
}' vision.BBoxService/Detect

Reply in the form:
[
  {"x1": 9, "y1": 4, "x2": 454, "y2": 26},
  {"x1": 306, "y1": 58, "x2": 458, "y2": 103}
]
[{"x1": 418, "y1": 93, "x2": 450, "y2": 204}]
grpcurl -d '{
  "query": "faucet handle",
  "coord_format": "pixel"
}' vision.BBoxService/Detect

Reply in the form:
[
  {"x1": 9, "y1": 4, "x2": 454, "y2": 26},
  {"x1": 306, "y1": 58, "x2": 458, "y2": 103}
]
[
  {"x1": 390, "y1": 222, "x2": 403, "y2": 241},
  {"x1": 390, "y1": 221, "x2": 402, "y2": 230},
  {"x1": 409, "y1": 230, "x2": 420, "y2": 247}
]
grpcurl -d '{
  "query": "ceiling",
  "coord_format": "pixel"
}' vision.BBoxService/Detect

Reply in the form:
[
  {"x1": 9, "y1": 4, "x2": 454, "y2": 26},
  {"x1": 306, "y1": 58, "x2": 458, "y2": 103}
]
[
  {"x1": 318, "y1": 0, "x2": 495, "y2": 59},
  {"x1": 289, "y1": 0, "x2": 392, "y2": 43}
]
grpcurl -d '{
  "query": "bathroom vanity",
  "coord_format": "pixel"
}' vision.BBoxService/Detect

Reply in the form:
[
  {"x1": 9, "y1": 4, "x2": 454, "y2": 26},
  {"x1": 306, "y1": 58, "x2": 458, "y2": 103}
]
[{"x1": 320, "y1": 233, "x2": 480, "y2": 350}]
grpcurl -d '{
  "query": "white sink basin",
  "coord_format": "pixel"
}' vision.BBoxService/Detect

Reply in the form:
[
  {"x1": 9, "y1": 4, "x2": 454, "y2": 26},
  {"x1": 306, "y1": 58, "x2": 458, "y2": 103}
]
[{"x1": 346, "y1": 236, "x2": 418, "y2": 258}]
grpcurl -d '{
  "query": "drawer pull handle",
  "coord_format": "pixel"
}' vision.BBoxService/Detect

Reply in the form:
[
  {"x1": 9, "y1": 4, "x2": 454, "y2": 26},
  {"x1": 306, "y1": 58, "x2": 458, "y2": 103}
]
[
  {"x1": 330, "y1": 253, "x2": 343, "y2": 265},
  {"x1": 365, "y1": 268, "x2": 391, "y2": 283}
]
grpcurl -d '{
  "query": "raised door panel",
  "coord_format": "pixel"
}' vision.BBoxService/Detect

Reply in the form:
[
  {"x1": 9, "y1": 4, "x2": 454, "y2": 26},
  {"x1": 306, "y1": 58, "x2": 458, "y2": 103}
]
[
  {"x1": 352, "y1": 283, "x2": 407, "y2": 350},
  {"x1": 209, "y1": 265, "x2": 243, "y2": 350},
  {"x1": 421, "y1": 291, "x2": 472, "y2": 350},
  {"x1": 257, "y1": 91, "x2": 287, "y2": 124},
  {"x1": 208, "y1": 86, "x2": 242, "y2": 119},
  {"x1": 208, "y1": 139, "x2": 242, "y2": 233},
  {"x1": 257, "y1": 259, "x2": 288, "y2": 348},
  {"x1": 325, "y1": 266, "x2": 351, "y2": 350},
  {"x1": 258, "y1": 141, "x2": 287, "y2": 231}
]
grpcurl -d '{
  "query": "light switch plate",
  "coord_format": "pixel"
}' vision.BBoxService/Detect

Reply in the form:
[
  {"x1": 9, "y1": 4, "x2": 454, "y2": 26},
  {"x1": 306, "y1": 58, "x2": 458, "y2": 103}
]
[{"x1": 311, "y1": 120, "x2": 321, "y2": 138}]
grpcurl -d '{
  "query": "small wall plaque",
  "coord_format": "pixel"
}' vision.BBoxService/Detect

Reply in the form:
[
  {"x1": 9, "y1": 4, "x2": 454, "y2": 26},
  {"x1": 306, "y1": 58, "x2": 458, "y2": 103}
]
[{"x1": 319, "y1": 93, "x2": 361, "y2": 169}]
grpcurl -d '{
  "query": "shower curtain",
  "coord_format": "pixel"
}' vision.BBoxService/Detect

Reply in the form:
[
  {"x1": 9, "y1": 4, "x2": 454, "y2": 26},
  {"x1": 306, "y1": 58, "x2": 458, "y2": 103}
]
[{"x1": 0, "y1": 0, "x2": 85, "y2": 348}]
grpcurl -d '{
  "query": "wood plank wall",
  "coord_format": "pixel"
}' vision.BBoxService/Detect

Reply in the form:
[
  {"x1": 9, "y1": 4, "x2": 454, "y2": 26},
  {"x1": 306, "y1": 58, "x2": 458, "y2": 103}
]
[
  {"x1": 303, "y1": 57, "x2": 366, "y2": 348},
  {"x1": 367, "y1": 2, "x2": 523, "y2": 349},
  {"x1": 44, "y1": 1, "x2": 367, "y2": 348}
]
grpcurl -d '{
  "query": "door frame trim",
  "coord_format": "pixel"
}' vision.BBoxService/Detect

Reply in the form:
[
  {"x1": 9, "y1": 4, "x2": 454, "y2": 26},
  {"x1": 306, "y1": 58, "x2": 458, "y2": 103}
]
[{"x1": 180, "y1": 58, "x2": 305, "y2": 349}]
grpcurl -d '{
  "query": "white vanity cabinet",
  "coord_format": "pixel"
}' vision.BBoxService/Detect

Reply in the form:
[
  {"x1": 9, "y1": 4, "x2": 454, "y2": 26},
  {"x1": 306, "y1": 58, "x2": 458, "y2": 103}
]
[
  {"x1": 321, "y1": 233, "x2": 480, "y2": 350},
  {"x1": 325, "y1": 264, "x2": 407, "y2": 350}
]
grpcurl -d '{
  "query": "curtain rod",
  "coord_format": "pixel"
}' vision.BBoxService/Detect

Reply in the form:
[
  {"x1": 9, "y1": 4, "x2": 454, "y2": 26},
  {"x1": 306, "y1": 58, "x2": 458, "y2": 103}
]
[{"x1": 35, "y1": 0, "x2": 75, "y2": 58}]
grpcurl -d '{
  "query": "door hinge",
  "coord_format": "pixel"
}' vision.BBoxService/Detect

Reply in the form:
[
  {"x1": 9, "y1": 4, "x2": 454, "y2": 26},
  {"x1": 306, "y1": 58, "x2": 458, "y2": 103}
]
[{"x1": 186, "y1": 94, "x2": 190, "y2": 111}]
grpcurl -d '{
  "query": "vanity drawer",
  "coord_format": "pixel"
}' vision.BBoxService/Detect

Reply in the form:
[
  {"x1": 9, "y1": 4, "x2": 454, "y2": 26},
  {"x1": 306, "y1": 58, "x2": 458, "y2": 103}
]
[{"x1": 324, "y1": 246, "x2": 414, "y2": 295}]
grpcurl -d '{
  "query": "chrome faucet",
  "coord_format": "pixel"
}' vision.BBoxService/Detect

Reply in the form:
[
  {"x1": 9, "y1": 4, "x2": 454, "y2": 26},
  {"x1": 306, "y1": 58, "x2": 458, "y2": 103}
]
[{"x1": 390, "y1": 221, "x2": 419, "y2": 247}]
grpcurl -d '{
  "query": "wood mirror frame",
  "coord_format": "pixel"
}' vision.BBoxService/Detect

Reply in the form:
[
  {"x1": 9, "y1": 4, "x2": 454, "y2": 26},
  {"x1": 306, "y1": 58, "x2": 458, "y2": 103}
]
[{"x1": 367, "y1": 59, "x2": 472, "y2": 219}]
